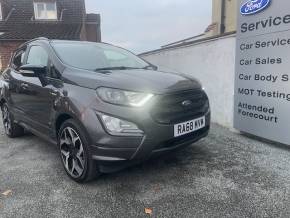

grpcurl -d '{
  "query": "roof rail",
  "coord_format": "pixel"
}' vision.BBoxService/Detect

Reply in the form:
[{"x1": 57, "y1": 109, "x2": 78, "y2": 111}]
[
  {"x1": 18, "y1": 37, "x2": 49, "y2": 48},
  {"x1": 26, "y1": 37, "x2": 49, "y2": 44}
]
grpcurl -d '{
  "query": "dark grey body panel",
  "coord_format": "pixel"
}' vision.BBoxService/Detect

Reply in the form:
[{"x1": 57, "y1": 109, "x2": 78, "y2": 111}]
[
  {"x1": 62, "y1": 67, "x2": 202, "y2": 94},
  {"x1": 0, "y1": 39, "x2": 210, "y2": 173}
]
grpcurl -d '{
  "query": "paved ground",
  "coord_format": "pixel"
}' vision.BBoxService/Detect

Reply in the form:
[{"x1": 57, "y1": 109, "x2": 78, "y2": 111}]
[{"x1": 1, "y1": 124, "x2": 290, "y2": 218}]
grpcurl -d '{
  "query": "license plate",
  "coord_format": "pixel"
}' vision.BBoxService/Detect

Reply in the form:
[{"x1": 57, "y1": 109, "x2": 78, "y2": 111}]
[{"x1": 174, "y1": 116, "x2": 205, "y2": 137}]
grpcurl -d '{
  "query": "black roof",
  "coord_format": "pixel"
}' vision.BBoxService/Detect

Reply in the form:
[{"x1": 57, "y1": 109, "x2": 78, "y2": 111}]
[{"x1": 0, "y1": 0, "x2": 98, "y2": 40}]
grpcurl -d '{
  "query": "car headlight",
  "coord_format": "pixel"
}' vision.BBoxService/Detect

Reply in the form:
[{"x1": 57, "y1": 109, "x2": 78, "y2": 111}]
[
  {"x1": 100, "y1": 114, "x2": 143, "y2": 136},
  {"x1": 97, "y1": 87, "x2": 154, "y2": 107}
]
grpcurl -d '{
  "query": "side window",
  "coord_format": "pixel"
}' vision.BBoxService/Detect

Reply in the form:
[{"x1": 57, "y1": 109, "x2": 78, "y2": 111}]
[
  {"x1": 27, "y1": 46, "x2": 49, "y2": 66},
  {"x1": 12, "y1": 49, "x2": 26, "y2": 70}
]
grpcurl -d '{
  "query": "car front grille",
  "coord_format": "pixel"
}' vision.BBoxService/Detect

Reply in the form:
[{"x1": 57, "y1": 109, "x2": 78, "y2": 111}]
[{"x1": 151, "y1": 89, "x2": 209, "y2": 124}]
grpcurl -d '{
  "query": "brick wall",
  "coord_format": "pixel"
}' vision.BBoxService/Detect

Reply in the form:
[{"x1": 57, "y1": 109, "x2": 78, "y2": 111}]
[{"x1": 0, "y1": 41, "x2": 24, "y2": 71}]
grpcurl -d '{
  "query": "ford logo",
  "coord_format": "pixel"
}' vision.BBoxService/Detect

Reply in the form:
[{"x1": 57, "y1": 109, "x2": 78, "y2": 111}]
[
  {"x1": 182, "y1": 100, "x2": 193, "y2": 107},
  {"x1": 240, "y1": 0, "x2": 271, "y2": 15}
]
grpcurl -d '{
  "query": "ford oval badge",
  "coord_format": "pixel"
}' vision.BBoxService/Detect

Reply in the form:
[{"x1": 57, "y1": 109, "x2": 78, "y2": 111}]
[
  {"x1": 182, "y1": 100, "x2": 193, "y2": 107},
  {"x1": 240, "y1": 0, "x2": 271, "y2": 15}
]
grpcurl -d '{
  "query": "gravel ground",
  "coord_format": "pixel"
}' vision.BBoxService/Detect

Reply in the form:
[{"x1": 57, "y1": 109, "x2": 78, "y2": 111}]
[{"x1": 1, "y1": 123, "x2": 290, "y2": 218}]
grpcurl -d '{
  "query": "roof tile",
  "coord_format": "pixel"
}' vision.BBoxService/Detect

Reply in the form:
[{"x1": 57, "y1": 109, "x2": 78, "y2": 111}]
[{"x1": 0, "y1": 0, "x2": 89, "y2": 40}]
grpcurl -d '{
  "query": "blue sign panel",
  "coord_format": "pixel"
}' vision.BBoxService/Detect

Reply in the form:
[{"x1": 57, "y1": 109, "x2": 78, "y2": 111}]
[{"x1": 240, "y1": 0, "x2": 271, "y2": 15}]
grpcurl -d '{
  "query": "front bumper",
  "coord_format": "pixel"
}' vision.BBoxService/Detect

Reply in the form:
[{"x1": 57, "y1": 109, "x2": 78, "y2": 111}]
[
  {"x1": 94, "y1": 126, "x2": 209, "y2": 173},
  {"x1": 89, "y1": 110, "x2": 210, "y2": 172}
]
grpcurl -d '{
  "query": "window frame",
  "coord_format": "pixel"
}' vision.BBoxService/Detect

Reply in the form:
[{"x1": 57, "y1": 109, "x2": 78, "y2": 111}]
[{"x1": 33, "y1": 2, "x2": 57, "y2": 20}]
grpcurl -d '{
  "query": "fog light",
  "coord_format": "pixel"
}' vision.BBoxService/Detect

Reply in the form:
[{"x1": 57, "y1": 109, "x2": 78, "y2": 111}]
[{"x1": 100, "y1": 114, "x2": 143, "y2": 136}]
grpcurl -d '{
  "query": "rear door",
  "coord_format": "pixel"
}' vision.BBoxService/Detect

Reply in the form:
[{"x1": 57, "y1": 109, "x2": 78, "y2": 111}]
[{"x1": 8, "y1": 46, "x2": 30, "y2": 116}]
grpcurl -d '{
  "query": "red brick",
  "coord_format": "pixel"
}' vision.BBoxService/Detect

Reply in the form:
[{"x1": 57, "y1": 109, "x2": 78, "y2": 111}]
[{"x1": 0, "y1": 41, "x2": 24, "y2": 71}]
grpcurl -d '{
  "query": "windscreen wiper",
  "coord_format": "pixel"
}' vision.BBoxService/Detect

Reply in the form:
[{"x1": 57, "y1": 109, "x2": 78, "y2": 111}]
[{"x1": 95, "y1": 66, "x2": 138, "y2": 71}]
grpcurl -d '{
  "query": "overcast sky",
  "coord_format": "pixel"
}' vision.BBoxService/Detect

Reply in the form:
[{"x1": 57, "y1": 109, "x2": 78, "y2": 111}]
[{"x1": 85, "y1": 0, "x2": 212, "y2": 54}]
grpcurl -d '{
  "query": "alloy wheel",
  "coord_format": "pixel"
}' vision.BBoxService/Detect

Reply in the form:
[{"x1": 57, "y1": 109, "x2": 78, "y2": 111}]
[
  {"x1": 60, "y1": 127, "x2": 85, "y2": 178},
  {"x1": 2, "y1": 105, "x2": 11, "y2": 135}
]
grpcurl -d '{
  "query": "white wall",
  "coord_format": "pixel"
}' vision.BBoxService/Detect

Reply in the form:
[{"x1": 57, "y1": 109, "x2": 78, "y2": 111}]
[{"x1": 141, "y1": 35, "x2": 236, "y2": 127}]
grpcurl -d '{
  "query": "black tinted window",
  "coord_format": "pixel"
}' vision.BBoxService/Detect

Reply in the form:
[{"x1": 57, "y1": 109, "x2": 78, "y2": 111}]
[{"x1": 27, "y1": 46, "x2": 48, "y2": 66}]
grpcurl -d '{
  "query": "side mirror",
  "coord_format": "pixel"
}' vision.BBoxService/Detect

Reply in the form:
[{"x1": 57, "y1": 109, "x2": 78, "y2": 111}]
[
  {"x1": 144, "y1": 64, "x2": 158, "y2": 71},
  {"x1": 19, "y1": 64, "x2": 46, "y2": 77}
]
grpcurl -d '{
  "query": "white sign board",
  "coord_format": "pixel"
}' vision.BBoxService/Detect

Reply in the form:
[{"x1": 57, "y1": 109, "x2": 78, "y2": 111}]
[{"x1": 234, "y1": 0, "x2": 290, "y2": 144}]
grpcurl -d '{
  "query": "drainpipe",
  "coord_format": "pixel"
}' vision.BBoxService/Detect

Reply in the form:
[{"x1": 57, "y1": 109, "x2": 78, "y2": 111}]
[{"x1": 220, "y1": 0, "x2": 226, "y2": 34}]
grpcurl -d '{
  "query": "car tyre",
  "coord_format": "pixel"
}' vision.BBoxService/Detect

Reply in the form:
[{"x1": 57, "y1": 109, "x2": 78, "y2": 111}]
[
  {"x1": 1, "y1": 103, "x2": 25, "y2": 138},
  {"x1": 58, "y1": 119, "x2": 100, "y2": 183}
]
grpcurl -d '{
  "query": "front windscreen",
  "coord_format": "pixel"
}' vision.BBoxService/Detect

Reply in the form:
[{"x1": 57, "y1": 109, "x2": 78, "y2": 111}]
[{"x1": 51, "y1": 41, "x2": 149, "y2": 71}]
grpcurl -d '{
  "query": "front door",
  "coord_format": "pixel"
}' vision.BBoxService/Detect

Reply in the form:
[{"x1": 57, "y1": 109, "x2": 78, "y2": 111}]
[{"x1": 21, "y1": 45, "x2": 58, "y2": 134}]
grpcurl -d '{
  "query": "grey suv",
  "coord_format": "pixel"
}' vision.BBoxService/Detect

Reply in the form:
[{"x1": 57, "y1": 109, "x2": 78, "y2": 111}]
[{"x1": 0, "y1": 38, "x2": 210, "y2": 182}]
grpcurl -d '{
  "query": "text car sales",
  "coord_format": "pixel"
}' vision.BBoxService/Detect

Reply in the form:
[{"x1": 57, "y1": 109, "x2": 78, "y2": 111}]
[{"x1": 240, "y1": 57, "x2": 282, "y2": 66}]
